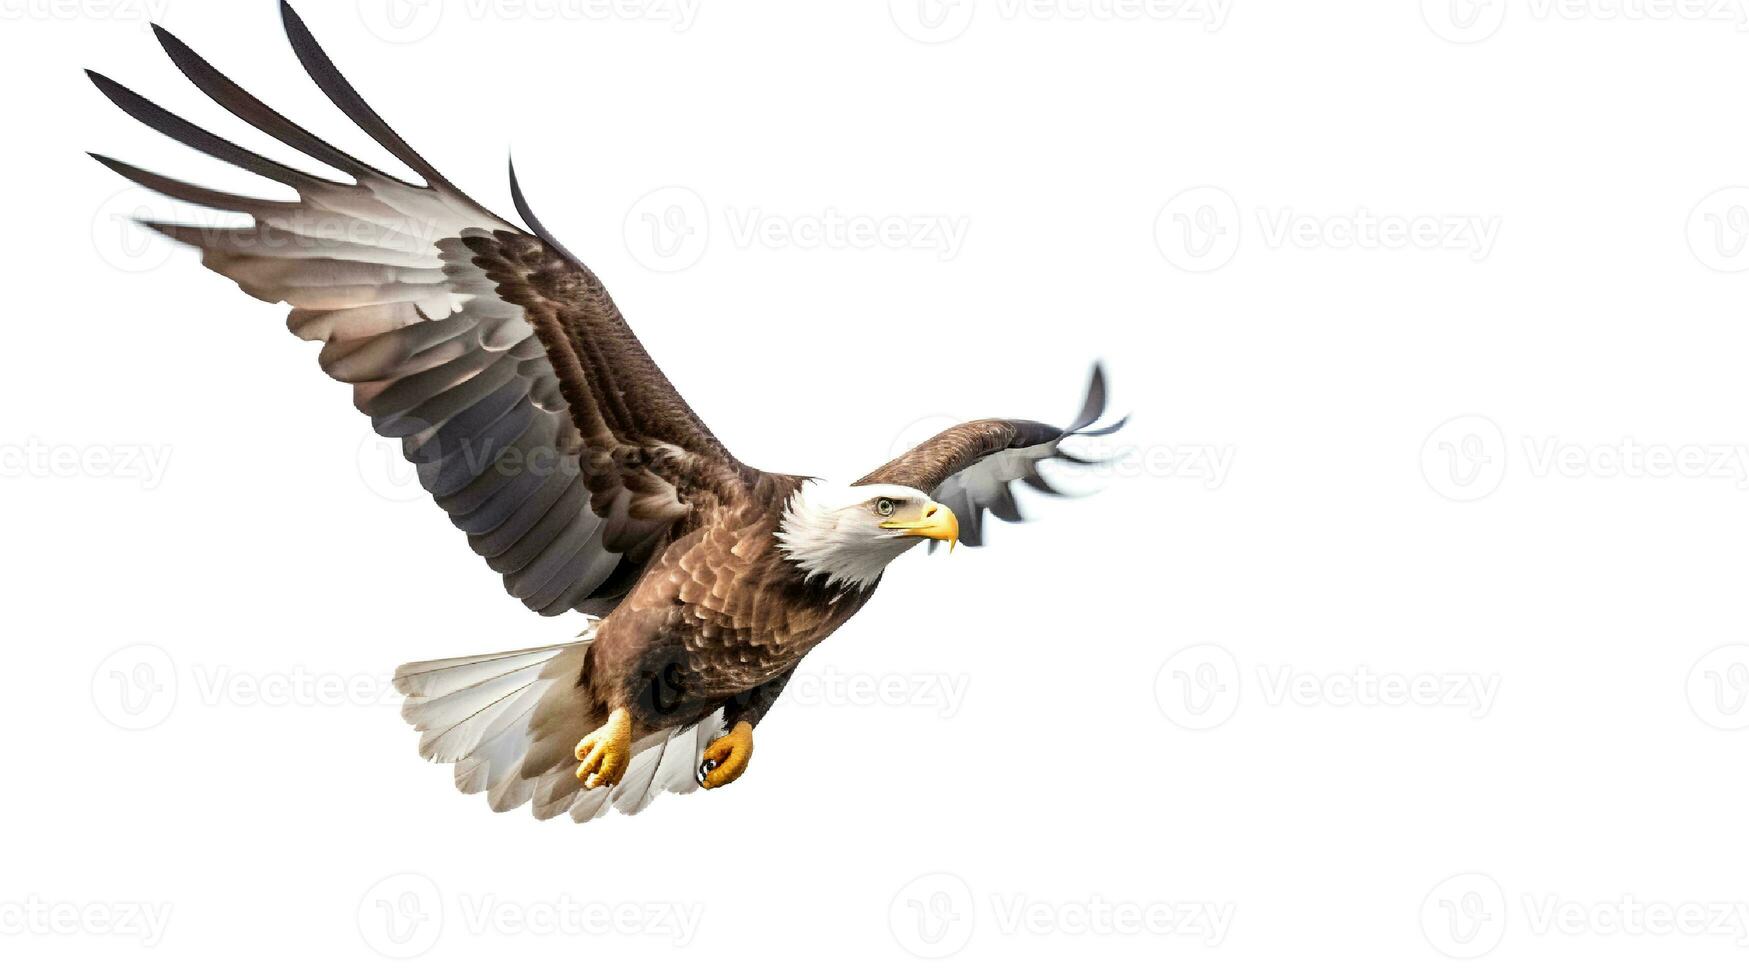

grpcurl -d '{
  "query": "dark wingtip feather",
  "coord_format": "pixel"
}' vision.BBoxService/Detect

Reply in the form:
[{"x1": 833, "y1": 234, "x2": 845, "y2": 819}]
[
  {"x1": 85, "y1": 68, "x2": 120, "y2": 96},
  {"x1": 86, "y1": 66, "x2": 333, "y2": 191},
  {"x1": 1078, "y1": 413, "x2": 1129, "y2": 438},
  {"x1": 1066, "y1": 362, "x2": 1108, "y2": 432},
  {"x1": 508, "y1": 154, "x2": 586, "y2": 268},
  {"x1": 279, "y1": 0, "x2": 455, "y2": 194}
]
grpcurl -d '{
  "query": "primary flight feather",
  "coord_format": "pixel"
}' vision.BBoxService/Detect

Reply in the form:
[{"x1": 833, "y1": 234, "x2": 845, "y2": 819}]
[{"x1": 88, "y1": 2, "x2": 1126, "y2": 824}]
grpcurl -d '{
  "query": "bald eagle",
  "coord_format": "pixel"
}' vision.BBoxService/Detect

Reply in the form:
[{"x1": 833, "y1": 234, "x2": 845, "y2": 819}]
[{"x1": 88, "y1": 3, "x2": 1125, "y2": 823}]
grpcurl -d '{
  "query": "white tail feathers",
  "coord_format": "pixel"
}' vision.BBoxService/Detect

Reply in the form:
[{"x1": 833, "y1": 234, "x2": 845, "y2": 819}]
[{"x1": 392, "y1": 623, "x2": 723, "y2": 823}]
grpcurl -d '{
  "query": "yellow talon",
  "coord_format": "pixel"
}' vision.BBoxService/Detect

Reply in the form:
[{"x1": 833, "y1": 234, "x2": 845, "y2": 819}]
[
  {"x1": 574, "y1": 708, "x2": 633, "y2": 789},
  {"x1": 697, "y1": 720, "x2": 754, "y2": 790}
]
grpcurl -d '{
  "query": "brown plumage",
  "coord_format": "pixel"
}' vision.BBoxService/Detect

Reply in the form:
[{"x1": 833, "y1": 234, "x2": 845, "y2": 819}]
[{"x1": 88, "y1": 2, "x2": 1125, "y2": 822}]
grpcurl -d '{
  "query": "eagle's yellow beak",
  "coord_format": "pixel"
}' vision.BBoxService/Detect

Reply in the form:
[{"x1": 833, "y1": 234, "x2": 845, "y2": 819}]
[{"x1": 881, "y1": 502, "x2": 960, "y2": 553}]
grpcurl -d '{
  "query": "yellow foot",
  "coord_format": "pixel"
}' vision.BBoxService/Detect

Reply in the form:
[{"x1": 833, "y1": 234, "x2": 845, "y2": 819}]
[
  {"x1": 574, "y1": 708, "x2": 633, "y2": 790},
  {"x1": 697, "y1": 720, "x2": 754, "y2": 789}
]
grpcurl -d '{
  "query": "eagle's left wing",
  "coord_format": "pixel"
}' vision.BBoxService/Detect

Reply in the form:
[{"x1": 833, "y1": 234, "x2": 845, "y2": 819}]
[
  {"x1": 88, "y1": 4, "x2": 754, "y2": 617},
  {"x1": 856, "y1": 364, "x2": 1125, "y2": 547}
]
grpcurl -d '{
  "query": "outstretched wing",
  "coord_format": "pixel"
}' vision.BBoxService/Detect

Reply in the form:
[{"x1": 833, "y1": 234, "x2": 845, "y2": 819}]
[
  {"x1": 88, "y1": 3, "x2": 750, "y2": 616},
  {"x1": 856, "y1": 364, "x2": 1125, "y2": 547}
]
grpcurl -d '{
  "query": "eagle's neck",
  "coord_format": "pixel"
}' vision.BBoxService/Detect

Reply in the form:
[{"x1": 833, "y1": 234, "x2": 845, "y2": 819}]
[{"x1": 774, "y1": 480, "x2": 916, "y2": 591}]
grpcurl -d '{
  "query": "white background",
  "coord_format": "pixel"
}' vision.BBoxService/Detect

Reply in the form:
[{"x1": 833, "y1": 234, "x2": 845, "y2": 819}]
[{"x1": 3, "y1": 0, "x2": 1748, "y2": 975}]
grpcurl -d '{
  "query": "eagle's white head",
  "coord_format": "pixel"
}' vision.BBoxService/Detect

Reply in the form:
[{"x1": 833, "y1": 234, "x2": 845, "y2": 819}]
[{"x1": 775, "y1": 480, "x2": 960, "y2": 590}]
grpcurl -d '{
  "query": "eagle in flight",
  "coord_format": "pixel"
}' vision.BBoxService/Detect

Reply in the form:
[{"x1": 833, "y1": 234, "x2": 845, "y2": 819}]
[{"x1": 89, "y1": 3, "x2": 1125, "y2": 823}]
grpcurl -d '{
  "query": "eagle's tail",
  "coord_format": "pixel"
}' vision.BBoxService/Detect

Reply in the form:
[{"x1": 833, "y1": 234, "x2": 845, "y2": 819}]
[{"x1": 392, "y1": 624, "x2": 722, "y2": 823}]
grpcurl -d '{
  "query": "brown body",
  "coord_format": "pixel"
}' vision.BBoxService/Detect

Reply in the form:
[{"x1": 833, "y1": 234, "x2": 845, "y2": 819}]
[{"x1": 586, "y1": 472, "x2": 875, "y2": 740}]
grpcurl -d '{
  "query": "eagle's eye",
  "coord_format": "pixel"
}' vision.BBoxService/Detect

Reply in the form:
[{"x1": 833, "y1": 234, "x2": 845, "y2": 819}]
[{"x1": 875, "y1": 497, "x2": 897, "y2": 517}]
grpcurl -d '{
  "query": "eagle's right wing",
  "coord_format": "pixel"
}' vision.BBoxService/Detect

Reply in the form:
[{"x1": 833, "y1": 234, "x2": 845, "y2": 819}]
[
  {"x1": 88, "y1": 3, "x2": 749, "y2": 616},
  {"x1": 856, "y1": 364, "x2": 1125, "y2": 547}
]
